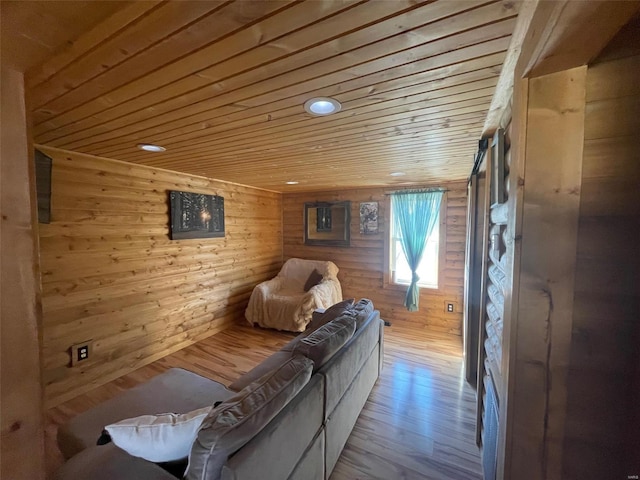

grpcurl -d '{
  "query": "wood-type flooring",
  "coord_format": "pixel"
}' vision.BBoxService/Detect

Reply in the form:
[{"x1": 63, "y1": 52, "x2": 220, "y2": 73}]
[{"x1": 46, "y1": 321, "x2": 482, "y2": 479}]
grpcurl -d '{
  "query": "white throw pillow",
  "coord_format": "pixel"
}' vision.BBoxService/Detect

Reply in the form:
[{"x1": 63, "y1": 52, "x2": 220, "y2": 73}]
[{"x1": 105, "y1": 406, "x2": 212, "y2": 463}]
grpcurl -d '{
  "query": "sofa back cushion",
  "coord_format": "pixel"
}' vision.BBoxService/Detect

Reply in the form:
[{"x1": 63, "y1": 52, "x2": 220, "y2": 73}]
[
  {"x1": 303, "y1": 298, "x2": 355, "y2": 333},
  {"x1": 352, "y1": 298, "x2": 375, "y2": 329},
  {"x1": 305, "y1": 298, "x2": 374, "y2": 334},
  {"x1": 185, "y1": 355, "x2": 313, "y2": 480},
  {"x1": 293, "y1": 315, "x2": 356, "y2": 372},
  {"x1": 231, "y1": 300, "x2": 360, "y2": 393},
  {"x1": 227, "y1": 351, "x2": 292, "y2": 393}
]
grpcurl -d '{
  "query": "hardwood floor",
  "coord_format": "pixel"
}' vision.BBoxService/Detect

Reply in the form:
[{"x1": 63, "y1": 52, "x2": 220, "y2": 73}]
[
  {"x1": 331, "y1": 323, "x2": 482, "y2": 480},
  {"x1": 46, "y1": 321, "x2": 482, "y2": 480}
]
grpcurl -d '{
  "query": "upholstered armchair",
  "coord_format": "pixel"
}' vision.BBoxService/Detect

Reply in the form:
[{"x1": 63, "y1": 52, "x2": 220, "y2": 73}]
[{"x1": 245, "y1": 258, "x2": 342, "y2": 332}]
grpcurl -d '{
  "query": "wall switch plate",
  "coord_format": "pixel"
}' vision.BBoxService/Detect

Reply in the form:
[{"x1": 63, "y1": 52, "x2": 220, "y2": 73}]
[
  {"x1": 70, "y1": 340, "x2": 93, "y2": 366},
  {"x1": 447, "y1": 303, "x2": 454, "y2": 312}
]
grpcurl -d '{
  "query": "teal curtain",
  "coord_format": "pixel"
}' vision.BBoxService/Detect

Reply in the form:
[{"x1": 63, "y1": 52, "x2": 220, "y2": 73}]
[{"x1": 391, "y1": 190, "x2": 443, "y2": 311}]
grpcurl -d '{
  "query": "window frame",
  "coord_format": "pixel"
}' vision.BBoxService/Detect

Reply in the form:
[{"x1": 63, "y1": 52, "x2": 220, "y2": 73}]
[{"x1": 383, "y1": 191, "x2": 447, "y2": 292}]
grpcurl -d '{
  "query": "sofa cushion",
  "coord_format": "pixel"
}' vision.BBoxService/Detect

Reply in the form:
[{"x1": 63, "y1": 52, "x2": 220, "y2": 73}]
[
  {"x1": 232, "y1": 303, "x2": 357, "y2": 393},
  {"x1": 293, "y1": 315, "x2": 356, "y2": 372},
  {"x1": 352, "y1": 298, "x2": 374, "y2": 329},
  {"x1": 57, "y1": 368, "x2": 235, "y2": 460},
  {"x1": 227, "y1": 350, "x2": 292, "y2": 392},
  {"x1": 279, "y1": 336, "x2": 300, "y2": 353},
  {"x1": 103, "y1": 406, "x2": 212, "y2": 463},
  {"x1": 304, "y1": 298, "x2": 355, "y2": 333},
  {"x1": 186, "y1": 355, "x2": 313, "y2": 480},
  {"x1": 277, "y1": 299, "x2": 355, "y2": 356},
  {"x1": 54, "y1": 444, "x2": 178, "y2": 480}
]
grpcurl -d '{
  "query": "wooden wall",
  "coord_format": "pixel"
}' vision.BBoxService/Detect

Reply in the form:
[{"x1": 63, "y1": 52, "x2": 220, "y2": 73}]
[
  {"x1": 1, "y1": 65, "x2": 46, "y2": 480},
  {"x1": 562, "y1": 30, "x2": 640, "y2": 479},
  {"x1": 494, "y1": 9, "x2": 640, "y2": 480},
  {"x1": 283, "y1": 182, "x2": 467, "y2": 334},
  {"x1": 506, "y1": 65, "x2": 589, "y2": 480},
  {"x1": 37, "y1": 146, "x2": 283, "y2": 407}
]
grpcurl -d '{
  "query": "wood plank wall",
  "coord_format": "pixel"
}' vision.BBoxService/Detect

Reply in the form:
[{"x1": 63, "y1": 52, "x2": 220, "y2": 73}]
[
  {"x1": 1, "y1": 66, "x2": 46, "y2": 480},
  {"x1": 562, "y1": 26, "x2": 640, "y2": 479},
  {"x1": 283, "y1": 182, "x2": 467, "y2": 334},
  {"x1": 506, "y1": 65, "x2": 588, "y2": 480},
  {"x1": 37, "y1": 146, "x2": 283, "y2": 407}
]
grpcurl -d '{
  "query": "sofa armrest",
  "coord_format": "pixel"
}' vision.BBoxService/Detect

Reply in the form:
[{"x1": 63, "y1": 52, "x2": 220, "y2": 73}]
[
  {"x1": 57, "y1": 368, "x2": 234, "y2": 459},
  {"x1": 55, "y1": 444, "x2": 179, "y2": 480}
]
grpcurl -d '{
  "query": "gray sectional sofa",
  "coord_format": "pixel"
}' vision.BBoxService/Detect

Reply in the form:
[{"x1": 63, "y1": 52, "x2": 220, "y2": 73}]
[{"x1": 56, "y1": 299, "x2": 384, "y2": 480}]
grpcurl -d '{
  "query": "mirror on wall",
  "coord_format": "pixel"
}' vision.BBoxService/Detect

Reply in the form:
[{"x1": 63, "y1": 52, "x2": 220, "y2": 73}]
[{"x1": 304, "y1": 201, "x2": 351, "y2": 246}]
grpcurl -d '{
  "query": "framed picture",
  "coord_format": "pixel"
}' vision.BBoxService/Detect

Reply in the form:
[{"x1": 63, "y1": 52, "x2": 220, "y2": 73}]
[
  {"x1": 304, "y1": 201, "x2": 351, "y2": 247},
  {"x1": 490, "y1": 128, "x2": 505, "y2": 207},
  {"x1": 169, "y1": 190, "x2": 224, "y2": 240},
  {"x1": 359, "y1": 201, "x2": 379, "y2": 234}
]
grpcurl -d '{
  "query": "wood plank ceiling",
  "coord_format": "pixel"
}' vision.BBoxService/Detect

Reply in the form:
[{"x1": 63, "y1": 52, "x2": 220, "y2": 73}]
[{"x1": 26, "y1": 0, "x2": 521, "y2": 192}]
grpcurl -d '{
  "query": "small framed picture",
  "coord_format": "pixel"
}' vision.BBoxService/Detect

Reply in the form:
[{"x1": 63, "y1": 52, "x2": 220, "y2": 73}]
[{"x1": 359, "y1": 201, "x2": 379, "y2": 234}]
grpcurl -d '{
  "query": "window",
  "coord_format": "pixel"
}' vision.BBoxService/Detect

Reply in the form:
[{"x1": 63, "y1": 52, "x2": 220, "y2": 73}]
[{"x1": 388, "y1": 194, "x2": 442, "y2": 289}]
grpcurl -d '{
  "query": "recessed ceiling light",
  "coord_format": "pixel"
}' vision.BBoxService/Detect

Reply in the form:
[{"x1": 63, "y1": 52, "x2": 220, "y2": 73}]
[
  {"x1": 303, "y1": 97, "x2": 341, "y2": 116},
  {"x1": 137, "y1": 143, "x2": 166, "y2": 152},
  {"x1": 390, "y1": 172, "x2": 406, "y2": 177},
  {"x1": 285, "y1": 181, "x2": 299, "y2": 185}
]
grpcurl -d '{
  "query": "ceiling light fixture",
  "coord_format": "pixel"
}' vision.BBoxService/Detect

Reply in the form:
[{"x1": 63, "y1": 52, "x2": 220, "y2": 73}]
[
  {"x1": 390, "y1": 172, "x2": 406, "y2": 177},
  {"x1": 137, "y1": 143, "x2": 166, "y2": 152},
  {"x1": 303, "y1": 97, "x2": 341, "y2": 116},
  {"x1": 285, "y1": 181, "x2": 299, "y2": 185}
]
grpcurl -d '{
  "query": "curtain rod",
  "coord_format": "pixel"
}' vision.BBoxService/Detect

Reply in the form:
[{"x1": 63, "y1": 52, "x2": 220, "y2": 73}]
[{"x1": 384, "y1": 187, "x2": 448, "y2": 196}]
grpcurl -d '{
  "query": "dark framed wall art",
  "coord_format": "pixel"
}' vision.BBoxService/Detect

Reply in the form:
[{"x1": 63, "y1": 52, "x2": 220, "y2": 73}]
[{"x1": 169, "y1": 190, "x2": 225, "y2": 240}]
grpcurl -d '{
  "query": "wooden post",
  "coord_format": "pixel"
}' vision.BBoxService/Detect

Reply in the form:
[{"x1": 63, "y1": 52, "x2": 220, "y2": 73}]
[
  {"x1": 0, "y1": 66, "x2": 46, "y2": 479},
  {"x1": 496, "y1": 71, "x2": 529, "y2": 480},
  {"x1": 499, "y1": 67, "x2": 588, "y2": 480}
]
